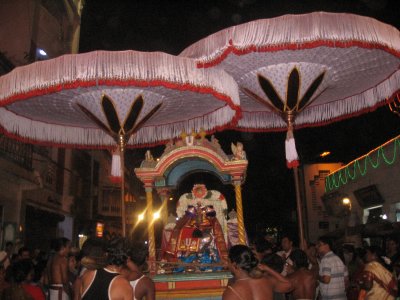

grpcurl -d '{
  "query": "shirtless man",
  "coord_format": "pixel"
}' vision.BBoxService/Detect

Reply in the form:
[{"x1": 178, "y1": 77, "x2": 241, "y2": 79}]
[
  {"x1": 79, "y1": 238, "x2": 132, "y2": 300},
  {"x1": 286, "y1": 249, "x2": 318, "y2": 300},
  {"x1": 47, "y1": 237, "x2": 72, "y2": 300},
  {"x1": 223, "y1": 245, "x2": 292, "y2": 300}
]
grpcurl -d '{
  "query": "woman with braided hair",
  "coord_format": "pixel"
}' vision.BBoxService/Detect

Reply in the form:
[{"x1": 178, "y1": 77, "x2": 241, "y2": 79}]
[{"x1": 223, "y1": 245, "x2": 292, "y2": 300}]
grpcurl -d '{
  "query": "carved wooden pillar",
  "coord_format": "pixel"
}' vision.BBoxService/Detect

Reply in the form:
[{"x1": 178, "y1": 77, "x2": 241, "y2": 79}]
[
  {"x1": 143, "y1": 181, "x2": 156, "y2": 274},
  {"x1": 156, "y1": 187, "x2": 171, "y2": 225},
  {"x1": 232, "y1": 175, "x2": 246, "y2": 245}
]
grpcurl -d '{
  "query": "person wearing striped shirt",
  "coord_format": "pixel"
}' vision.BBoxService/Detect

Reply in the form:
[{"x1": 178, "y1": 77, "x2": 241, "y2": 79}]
[{"x1": 316, "y1": 237, "x2": 349, "y2": 300}]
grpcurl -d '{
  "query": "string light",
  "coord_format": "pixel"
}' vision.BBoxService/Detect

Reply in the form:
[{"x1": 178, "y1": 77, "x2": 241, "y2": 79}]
[{"x1": 325, "y1": 135, "x2": 400, "y2": 192}]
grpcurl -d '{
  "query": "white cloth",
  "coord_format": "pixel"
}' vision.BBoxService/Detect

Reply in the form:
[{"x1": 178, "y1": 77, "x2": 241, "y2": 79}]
[
  {"x1": 49, "y1": 284, "x2": 69, "y2": 300},
  {"x1": 130, "y1": 275, "x2": 145, "y2": 300}
]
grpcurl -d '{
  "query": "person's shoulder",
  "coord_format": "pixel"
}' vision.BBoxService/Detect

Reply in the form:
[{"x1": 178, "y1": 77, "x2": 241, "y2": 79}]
[
  {"x1": 300, "y1": 268, "x2": 316, "y2": 280},
  {"x1": 141, "y1": 275, "x2": 155, "y2": 287},
  {"x1": 222, "y1": 284, "x2": 243, "y2": 300},
  {"x1": 113, "y1": 275, "x2": 133, "y2": 294},
  {"x1": 222, "y1": 285, "x2": 234, "y2": 299},
  {"x1": 53, "y1": 253, "x2": 67, "y2": 262},
  {"x1": 81, "y1": 268, "x2": 96, "y2": 281},
  {"x1": 364, "y1": 261, "x2": 376, "y2": 271},
  {"x1": 114, "y1": 274, "x2": 132, "y2": 286},
  {"x1": 253, "y1": 276, "x2": 273, "y2": 287},
  {"x1": 112, "y1": 275, "x2": 133, "y2": 299}
]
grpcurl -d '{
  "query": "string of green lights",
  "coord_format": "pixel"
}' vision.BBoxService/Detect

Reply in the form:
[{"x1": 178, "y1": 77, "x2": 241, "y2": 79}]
[{"x1": 325, "y1": 135, "x2": 400, "y2": 192}]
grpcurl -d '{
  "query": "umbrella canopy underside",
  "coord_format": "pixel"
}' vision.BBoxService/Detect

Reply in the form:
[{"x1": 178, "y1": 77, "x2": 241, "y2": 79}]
[
  {"x1": 180, "y1": 12, "x2": 400, "y2": 130},
  {"x1": 0, "y1": 51, "x2": 240, "y2": 148}
]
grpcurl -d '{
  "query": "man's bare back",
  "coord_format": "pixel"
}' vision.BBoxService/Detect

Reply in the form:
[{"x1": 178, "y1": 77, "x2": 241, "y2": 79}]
[
  {"x1": 287, "y1": 268, "x2": 317, "y2": 300},
  {"x1": 51, "y1": 253, "x2": 69, "y2": 285},
  {"x1": 224, "y1": 277, "x2": 275, "y2": 300}
]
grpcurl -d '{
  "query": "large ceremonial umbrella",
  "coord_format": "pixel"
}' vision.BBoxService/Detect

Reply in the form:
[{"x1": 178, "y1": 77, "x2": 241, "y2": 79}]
[
  {"x1": 0, "y1": 50, "x2": 240, "y2": 238},
  {"x1": 180, "y1": 12, "x2": 400, "y2": 247}
]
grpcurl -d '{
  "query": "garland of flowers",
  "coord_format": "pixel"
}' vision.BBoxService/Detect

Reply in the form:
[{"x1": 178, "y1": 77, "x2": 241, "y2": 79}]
[{"x1": 325, "y1": 135, "x2": 400, "y2": 192}]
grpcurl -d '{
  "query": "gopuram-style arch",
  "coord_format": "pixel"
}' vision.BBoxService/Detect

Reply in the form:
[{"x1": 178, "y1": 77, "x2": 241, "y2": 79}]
[{"x1": 134, "y1": 131, "x2": 248, "y2": 265}]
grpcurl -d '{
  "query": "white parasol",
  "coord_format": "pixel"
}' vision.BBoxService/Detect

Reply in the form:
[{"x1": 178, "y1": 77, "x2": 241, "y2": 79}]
[
  {"x1": 0, "y1": 50, "x2": 241, "y2": 238},
  {"x1": 180, "y1": 12, "x2": 400, "y2": 247}
]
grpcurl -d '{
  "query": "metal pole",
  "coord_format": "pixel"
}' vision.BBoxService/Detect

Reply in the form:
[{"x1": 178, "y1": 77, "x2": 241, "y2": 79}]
[
  {"x1": 286, "y1": 112, "x2": 306, "y2": 250},
  {"x1": 119, "y1": 135, "x2": 126, "y2": 238}
]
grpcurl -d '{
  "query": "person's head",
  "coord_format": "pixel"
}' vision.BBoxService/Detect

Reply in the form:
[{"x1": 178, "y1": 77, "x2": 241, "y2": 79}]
[
  {"x1": 281, "y1": 235, "x2": 294, "y2": 252},
  {"x1": 68, "y1": 253, "x2": 78, "y2": 273},
  {"x1": 386, "y1": 236, "x2": 399, "y2": 254},
  {"x1": 126, "y1": 241, "x2": 148, "y2": 271},
  {"x1": 355, "y1": 247, "x2": 366, "y2": 263},
  {"x1": 80, "y1": 237, "x2": 107, "y2": 269},
  {"x1": 316, "y1": 236, "x2": 332, "y2": 256},
  {"x1": 106, "y1": 238, "x2": 128, "y2": 267},
  {"x1": 289, "y1": 249, "x2": 309, "y2": 269},
  {"x1": 5, "y1": 242, "x2": 13, "y2": 253},
  {"x1": 342, "y1": 244, "x2": 356, "y2": 264},
  {"x1": 53, "y1": 237, "x2": 71, "y2": 256},
  {"x1": 253, "y1": 238, "x2": 273, "y2": 261},
  {"x1": 307, "y1": 242, "x2": 317, "y2": 257},
  {"x1": 264, "y1": 234, "x2": 276, "y2": 245},
  {"x1": 228, "y1": 245, "x2": 261, "y2": 278},
  {"x1": 261, "y1": 253, "x2": 284, "y2": 273},
  {"x1": 365, "y1": 245, "x2": 384, "y2": 264},
  {"x1": 5, "y1": 259, "x2": 34, "y2": 284},
  {"x1": 17, "y1": 247, "x2": 30, "y2": 260}
]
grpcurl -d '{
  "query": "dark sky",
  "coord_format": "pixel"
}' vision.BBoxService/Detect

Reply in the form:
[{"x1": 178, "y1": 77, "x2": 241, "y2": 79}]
[{"x1": 79, "y1": 0, "x2": 400, "y2": 236}]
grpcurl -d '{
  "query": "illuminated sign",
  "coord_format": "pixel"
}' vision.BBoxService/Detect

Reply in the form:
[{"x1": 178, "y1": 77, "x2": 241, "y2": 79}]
[{"x1": 96, "y1": 222, "x2": 104, "y2": 237}]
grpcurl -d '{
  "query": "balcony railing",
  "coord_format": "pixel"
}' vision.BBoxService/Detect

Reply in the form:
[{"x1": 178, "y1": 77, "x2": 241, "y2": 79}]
[{"x1": 0, "y1": 135, "x2": 33, "y2": 169}]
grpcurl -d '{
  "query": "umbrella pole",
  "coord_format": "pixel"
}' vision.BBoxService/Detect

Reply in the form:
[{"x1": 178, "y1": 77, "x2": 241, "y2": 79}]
[
  {"x1": 286, "y1": 112, "x2": 305, "y2": 250},
  {"x1": 119, "y1": 135, "x2": 126, "y2": 238},
  {"x1": 293, "y1": 166, "x2": 305, "y2": 250}
]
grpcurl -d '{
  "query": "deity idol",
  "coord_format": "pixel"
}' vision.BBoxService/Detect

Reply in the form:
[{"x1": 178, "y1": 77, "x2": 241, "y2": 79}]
[{"x1": 163, "y1": 185, "x2": 228, "y2": 269}]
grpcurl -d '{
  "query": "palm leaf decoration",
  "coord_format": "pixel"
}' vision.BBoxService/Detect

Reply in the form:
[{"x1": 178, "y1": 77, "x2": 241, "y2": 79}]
[
  {"x1": 78, "y1": 95, "x2": 162, "y2": 144},
  {"x1": 246, "y1": 67, "x2": 326, "y2": 119},
  {"x1": 102, "y1": 95, "x2": 123, "y2": 135}
]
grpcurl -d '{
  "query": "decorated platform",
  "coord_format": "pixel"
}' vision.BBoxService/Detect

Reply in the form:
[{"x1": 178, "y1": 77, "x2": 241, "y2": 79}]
[
  {"x1": 134, "y1": 131, "x2": 248, "y2": 299},
  {"x1": 154, "y1": 272, "x2": 232, "y2": 300}
]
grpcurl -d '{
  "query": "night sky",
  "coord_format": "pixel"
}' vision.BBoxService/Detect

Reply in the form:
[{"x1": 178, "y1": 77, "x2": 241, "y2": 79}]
[{"x1": 79, "y1": 0, "x2": 400, "y2": 237}]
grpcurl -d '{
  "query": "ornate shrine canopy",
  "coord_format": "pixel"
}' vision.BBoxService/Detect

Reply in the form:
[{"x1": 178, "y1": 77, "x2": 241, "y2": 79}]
[{"x1": 135, "y1": 132, "x2": 248, "y2": 188}]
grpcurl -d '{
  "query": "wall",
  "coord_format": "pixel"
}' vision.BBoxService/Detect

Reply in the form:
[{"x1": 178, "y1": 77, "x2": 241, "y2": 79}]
[
  {"x1": 302, "y1": 163, "x2": 344, "y2": 243},
  {"x1": 324, "y1": 136, "x2": 400, "y2": 225}
]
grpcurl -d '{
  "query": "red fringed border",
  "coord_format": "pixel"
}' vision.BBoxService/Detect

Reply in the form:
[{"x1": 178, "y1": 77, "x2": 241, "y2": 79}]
[
  {"x1": 0, "y1": 78, "x2": 241, "y2": 119},
  {"x1": 228, "y1": 91, "x2": 400, "y2": 132},
  {"x1": 196, "y1": 40, "x2": 400, "y2": 68},
  {"x1": 0, "y1": 78, "x2": 242, "y2": 148},
  {"x1": 0, "y1": 112, "x2": 240, "y2": 150}
]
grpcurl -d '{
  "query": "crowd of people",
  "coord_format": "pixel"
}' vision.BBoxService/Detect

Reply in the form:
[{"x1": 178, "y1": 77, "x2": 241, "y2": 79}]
[
  {"x1": 0, "y1": 237, "x2": 155, "y2": 300},
  {"x1": 223, "y1": 234, "x2": 400, "y2": 300},
  {"x1": 0, "y1": 234, "x2": 399, "y2": 299}
]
